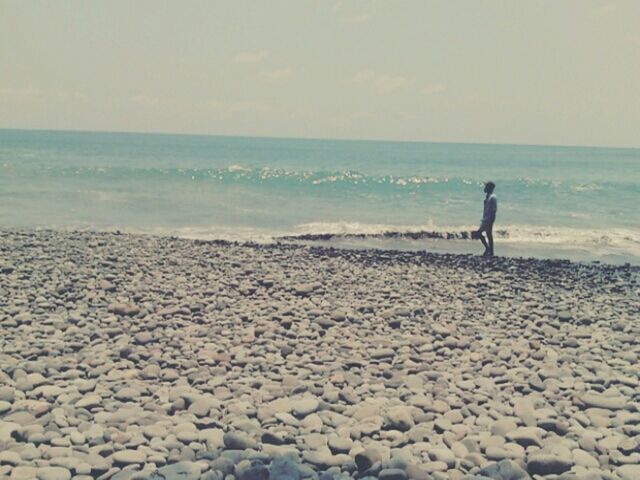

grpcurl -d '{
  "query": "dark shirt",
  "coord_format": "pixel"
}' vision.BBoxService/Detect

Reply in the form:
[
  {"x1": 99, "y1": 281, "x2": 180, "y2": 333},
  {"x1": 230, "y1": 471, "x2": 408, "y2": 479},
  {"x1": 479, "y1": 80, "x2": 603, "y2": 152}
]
[{"x1": 482, "y1": 193, "x2": 497, "y2": 225}]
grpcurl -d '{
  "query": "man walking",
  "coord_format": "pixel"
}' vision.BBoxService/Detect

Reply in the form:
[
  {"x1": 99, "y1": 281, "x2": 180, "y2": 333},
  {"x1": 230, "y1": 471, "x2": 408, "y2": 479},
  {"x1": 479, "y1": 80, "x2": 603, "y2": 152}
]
[{"x1": 474, "y1": 181, "x2": 497, "y2": 256}]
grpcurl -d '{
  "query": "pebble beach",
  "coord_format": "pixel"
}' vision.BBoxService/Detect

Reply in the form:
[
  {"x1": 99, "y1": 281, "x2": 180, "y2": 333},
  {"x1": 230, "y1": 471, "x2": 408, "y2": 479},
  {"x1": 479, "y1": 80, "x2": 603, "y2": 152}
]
[{"x1": 1, "y1": 230, "x2": 639, "y2": 480}]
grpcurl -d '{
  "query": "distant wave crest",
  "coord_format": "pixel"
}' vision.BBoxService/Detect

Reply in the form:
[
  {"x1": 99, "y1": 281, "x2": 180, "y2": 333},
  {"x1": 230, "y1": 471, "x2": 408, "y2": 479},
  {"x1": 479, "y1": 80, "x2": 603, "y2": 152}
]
[{"x1": 9, "y1": 164, "x2": 629, "y2": 192}]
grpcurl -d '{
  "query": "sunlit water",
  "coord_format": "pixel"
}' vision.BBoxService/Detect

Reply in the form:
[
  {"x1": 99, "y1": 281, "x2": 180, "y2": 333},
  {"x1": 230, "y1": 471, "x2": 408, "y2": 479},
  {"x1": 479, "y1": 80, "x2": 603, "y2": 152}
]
[{"x1": 1, "y1": 129, "x2": 639, "y2": 263}]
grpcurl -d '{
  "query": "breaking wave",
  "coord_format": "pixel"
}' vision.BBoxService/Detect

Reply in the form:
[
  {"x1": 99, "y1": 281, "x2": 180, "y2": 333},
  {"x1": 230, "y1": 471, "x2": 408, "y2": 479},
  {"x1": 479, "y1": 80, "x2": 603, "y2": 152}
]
[{"x1": 275, "y1": 222, "x2": 640, "y2": 260}]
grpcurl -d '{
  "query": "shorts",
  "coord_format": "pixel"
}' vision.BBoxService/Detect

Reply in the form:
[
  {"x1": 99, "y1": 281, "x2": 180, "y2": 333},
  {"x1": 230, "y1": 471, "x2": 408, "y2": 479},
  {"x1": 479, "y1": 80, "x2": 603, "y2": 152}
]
[{"x1": 478, "y1": 221, "x2": 493, "y2": 233}]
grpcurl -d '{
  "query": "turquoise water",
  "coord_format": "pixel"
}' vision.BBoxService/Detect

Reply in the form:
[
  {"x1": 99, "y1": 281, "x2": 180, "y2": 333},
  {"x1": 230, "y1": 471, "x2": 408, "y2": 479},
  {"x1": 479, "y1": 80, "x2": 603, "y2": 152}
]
[{"x1": 1, "y1": 129, "x2": 639, "y2": 262}]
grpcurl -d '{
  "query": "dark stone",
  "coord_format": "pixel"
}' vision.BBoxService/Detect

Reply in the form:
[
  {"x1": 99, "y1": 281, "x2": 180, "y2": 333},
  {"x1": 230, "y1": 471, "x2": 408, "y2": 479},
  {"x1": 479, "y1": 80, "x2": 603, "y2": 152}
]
[
  {"x1": 478, "y1": 459, "x2": 530, "y2": 480},
  {"x1": 239, "y1": 465, "x2": 269, "y2": 480},
  {"x1": 269, "y1": 457, "x2": 301, "y2": 480}
]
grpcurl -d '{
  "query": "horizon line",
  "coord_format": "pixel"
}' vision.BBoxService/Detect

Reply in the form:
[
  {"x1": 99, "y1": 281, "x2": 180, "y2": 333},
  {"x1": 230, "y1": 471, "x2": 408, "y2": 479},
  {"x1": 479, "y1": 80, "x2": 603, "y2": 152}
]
[{"x1": 1, "y1": 127, "x2": 639, "y2": 151}]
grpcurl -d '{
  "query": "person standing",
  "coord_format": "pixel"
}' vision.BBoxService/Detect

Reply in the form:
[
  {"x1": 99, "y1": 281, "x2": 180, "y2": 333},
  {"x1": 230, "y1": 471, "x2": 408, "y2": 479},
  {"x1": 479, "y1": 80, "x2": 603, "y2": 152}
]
[{"x1": 475, "y1": 181, "x2": 497, "y2": 256}]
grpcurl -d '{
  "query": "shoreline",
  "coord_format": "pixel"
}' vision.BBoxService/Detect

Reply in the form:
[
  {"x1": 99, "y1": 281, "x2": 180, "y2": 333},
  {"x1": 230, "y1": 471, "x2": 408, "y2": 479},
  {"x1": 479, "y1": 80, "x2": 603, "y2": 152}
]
[
  {"x1": 4, "y1": 227, "x2": 640, "y2": 268},
  {"x1": 1, "y1": 230, "x2": 639, "y2": 479}
]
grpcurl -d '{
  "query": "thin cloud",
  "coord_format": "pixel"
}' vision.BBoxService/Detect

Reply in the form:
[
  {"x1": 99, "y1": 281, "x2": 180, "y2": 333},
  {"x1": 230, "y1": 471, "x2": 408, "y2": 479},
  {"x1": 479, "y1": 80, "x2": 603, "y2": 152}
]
[
  {"x1": 234, "y1": 50, "x2": 268, "y2": 64},
  {"x1": 0, "y1": 86, "x2": 43, "y2": 103},
  {"x1": 342, "y1": 12, "x2": 371, "y2": 24},
  {"x1": 131, "y1": 94, "x2": 160, "y2": 107},
  {"x1": 348, "y1": 70, "x2": 408, "y2": 95},
  {"x1": 421, "y1": 83, "x2": 446, "y2": 95},
  {"x1": 0, "y1": 87, "x2": 88, "y2": 104},
  {"x1": 350, "y1": 70, "x2": 376, "y2": 84},
  {"x1": 209, "y1": 100, "x2": 273, "y2": 114},
  {"x1": 374, "y1": 75, "x2": 408, "y2": 94},
  {"x1": 464, "y1": 92, "x2": 483, "y2": 105},
  {"x1": 227, "y1": 101, "x2": 272, "y2": 114},
  {"x1": 56, "y1": 91, "x2": 89, "y2": 102},
  {"x1": 260, "y1": 67, "x2": 293, "y2": 83}
]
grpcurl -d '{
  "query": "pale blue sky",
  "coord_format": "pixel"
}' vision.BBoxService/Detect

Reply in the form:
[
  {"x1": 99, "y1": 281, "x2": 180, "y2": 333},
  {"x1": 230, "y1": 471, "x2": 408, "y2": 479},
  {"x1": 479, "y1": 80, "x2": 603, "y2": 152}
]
[{"x1": 1, "y1": 1, "x2": 639, "y2": 147}]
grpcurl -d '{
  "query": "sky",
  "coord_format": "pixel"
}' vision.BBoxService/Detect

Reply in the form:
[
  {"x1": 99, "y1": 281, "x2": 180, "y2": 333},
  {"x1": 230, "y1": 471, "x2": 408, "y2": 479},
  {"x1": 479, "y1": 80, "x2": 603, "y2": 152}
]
[{"x1": 1, "y1": 0, "x2": 639, "y2": 147}]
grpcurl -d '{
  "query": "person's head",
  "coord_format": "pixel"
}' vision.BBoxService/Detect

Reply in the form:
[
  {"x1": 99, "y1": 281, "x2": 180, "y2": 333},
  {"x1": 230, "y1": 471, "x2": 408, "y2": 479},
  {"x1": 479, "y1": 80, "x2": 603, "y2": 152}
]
[{"x1": 484, "y1": 181, "x2": 495, "y2": 194}]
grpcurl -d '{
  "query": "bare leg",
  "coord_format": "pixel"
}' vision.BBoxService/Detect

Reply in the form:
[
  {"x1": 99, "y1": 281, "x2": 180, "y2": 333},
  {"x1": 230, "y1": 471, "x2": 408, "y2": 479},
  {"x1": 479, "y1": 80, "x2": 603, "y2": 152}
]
[
  {"x1": 486, "y1": 224, "x2": 494, "y2": 256},
  {"x1": 477, "y1": 229, "x2": 489, "y2": 254}
]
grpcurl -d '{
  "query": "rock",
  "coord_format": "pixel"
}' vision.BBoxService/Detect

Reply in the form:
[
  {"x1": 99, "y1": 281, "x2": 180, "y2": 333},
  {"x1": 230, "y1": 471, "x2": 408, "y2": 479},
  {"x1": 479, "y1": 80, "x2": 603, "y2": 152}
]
[
  {"x1": 316, "y1": 318, "x2": 336, "y2": 329},
  {"x1": 434, "y1": 418, "x2": 453, "y2": 433},
  {"x1": 10, "y1": 466, "x2": 38, "y2": 480},
  {"x1": 115, "y1": 387, "x2": 141, "y2": 401},
  {"x1": 491, "y1": 419, "x2": 517, "y2": 436},
  {"x1": 578, "y1": 393, "x2": 627, "y2": 410},
  {"x1": 303, "y1": 449, "x2": 350, "y2": 468},
  {"x1": 0, "y1": 387, "x2": 15, "y2": 403},
  {"x1": 405, "y1": 464, "x2": 432, "y2": 480},
  {"x1": 386, "y1": 406, "x2": 415, "y2": 431},
  {"x1": 478, "y1": 460, "x2": 529, "y2": 480},
  {"x1": 506, "y1": 427, "x2": 543, "y2": 448},
  {"x1": 75, "y1": 394, "x2": 102, "y2": 409},
  {"x1": 111, "y1": 449, "x2": 147, "y2": 465},
  {"x1": 153, "y1": 462, "x2": 202, "y2": 480},
  {"x1": 36, "y1": 467, "x2": 72, "y2": 480},
  {"x1": 141, "y1": 364, "x2": 161, "y2": 379},
  {"x1": 572, "y1": 449, "x2": 599, "y2": 468},
  {"x1": 238, "y1": 464, "x2": 269, "y2": 480},
  {"x1": 15, "y1": 378, "x2": 34, "y2": 392},
  {"x1": 0, "y1": 400, "x2": 12, "y2": 414},
  {"x1": 1, "y1": 263, "x2": 14, "y2": 273},
  {"x1": 224, "y1": 431, "x2": 258, "y2": 450},
  {"x1": 328, "y1": 436, "x2": 353, "y2": 454},
  {"x1": 0, "y1": 451, "x2": 21, "y2": 465},
  {"x1": 557, "y1": 311, "x2": 572, "y2": 322},
  {"x1": 617, "y1": 465, "x2": 640, "y2": 480},
  {"x1": 100, "y1": 280, "x2": 116, "y2": 291},
  {"x1": 134, "y1": 332, "x2": 153, "y2": 345},
  {"x1": 108, "y1": 302, "x2": 140, "y2": 316},
  {"x1": 294, "y1": 284, "x2": 316, "y2": 296},
  {"x1": 0, "y1": 421, "x2": 20, "y2": 442},
  {"x1": 355, "y1": 448, "x2": 383, "y2": 471},
  {"x1": 379, "y1": 468, "x2": 408, "y2": 480},
  {"x1": 330, "y1": 309, "x2": 348, "y2": 321},
  {"x1": 371, "y1": 348, "x2": 395, "y2": 360},
  {"x1": 422, "y1": 461, "x2": 448, "y2": 473},
  {"x1": 428, "y1": 448, "x2": 456, "y2": 468},
  {"x1": 200, "y1": 428, "x2": 225, "y2": 450},
  {"x1": 292, "y1": 397, "x2": 319, "y2": 417},
  {"x1": 76, "y1": 463, "x2": 92, "y2": 475},
  {"x1": 527, "y1": 452, "x2": 573, "y2": 475},
  {"x1": 618, "y1": 436, "x2": 640, "y2": 455},
  {"x1": 269, "y1": 457, "x2": 301, "y2": 480},
  {"x1": 69, "y1": 431, "x2": 86, "y2": 445},
  {"x1": 75, "y1": 380, "x2": 97, "y2": 393},
  {"x1": 537, "y1": 418, "x2": 569, "y2": 435}
]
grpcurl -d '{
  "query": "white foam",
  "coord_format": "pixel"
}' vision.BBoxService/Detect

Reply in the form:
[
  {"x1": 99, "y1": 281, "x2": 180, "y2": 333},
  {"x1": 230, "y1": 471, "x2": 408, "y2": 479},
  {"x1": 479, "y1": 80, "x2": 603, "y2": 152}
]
[
  {"x1": 290, "y1": 221, "x2": 640, "y2": 260},
  {"x1": 26, "y1": 221, "x2": 640, "y2": 263},
  {"x1": 293, "y1": 221, "x2": 440, "y2": 236},
  {"x1": 226, "y1": 164, "x2": 251, "y2": 173}
]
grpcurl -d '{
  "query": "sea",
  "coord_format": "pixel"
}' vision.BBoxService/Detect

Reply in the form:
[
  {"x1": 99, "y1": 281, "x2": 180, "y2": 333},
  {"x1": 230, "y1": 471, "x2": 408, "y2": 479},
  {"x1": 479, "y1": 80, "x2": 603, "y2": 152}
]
[{"x1": 1, "y1": 129, "x2": 639, "y2": 265}]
